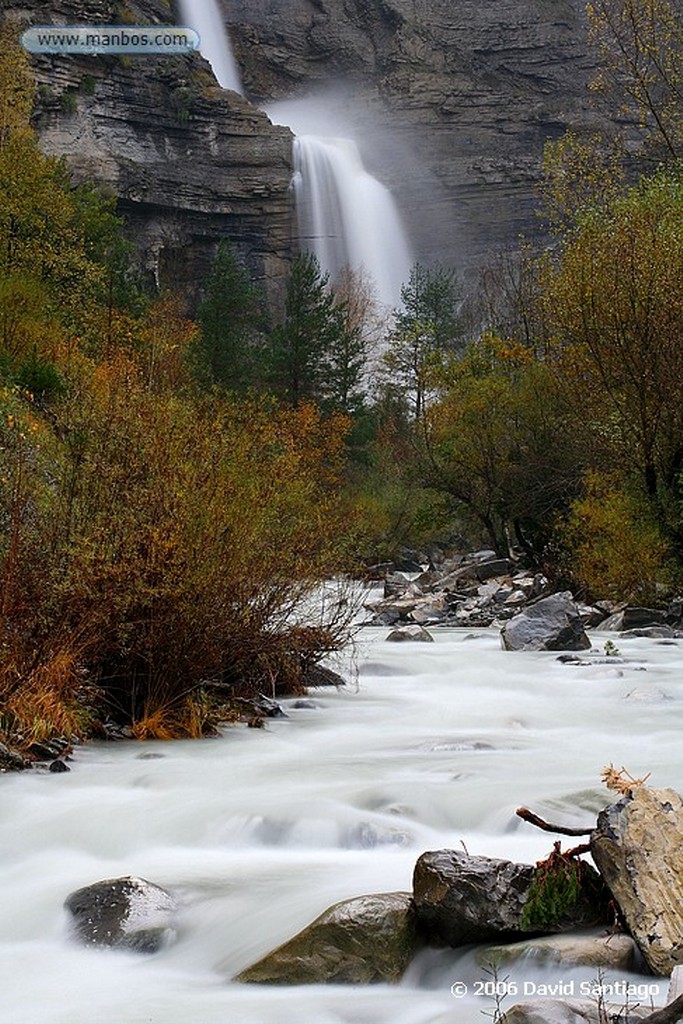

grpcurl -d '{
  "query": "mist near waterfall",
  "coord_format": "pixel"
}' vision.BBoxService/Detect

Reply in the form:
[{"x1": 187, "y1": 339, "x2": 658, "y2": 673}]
[
  {"x1": 268, "y1": 99, "x2": 413, "y2": 309},
  {"x1": 177, "y1": 0, "x2": 414, "y2": 309}
]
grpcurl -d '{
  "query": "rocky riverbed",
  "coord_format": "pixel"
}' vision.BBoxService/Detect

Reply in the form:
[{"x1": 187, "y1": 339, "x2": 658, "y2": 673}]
[{"x1": 2, "y1": 622, "x2": 682, "y2": 1024}]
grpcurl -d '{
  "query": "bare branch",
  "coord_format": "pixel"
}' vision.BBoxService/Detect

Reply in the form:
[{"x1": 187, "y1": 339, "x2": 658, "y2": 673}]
[{"x1": 516, "y1": 807, "x2": 594, "y2": 837}]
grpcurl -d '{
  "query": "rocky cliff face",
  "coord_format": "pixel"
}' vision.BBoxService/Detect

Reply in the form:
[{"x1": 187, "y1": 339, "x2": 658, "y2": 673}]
[
  {"x1": 3, "y1": 0, "x2": 295, "y2": 310},
  {"x1": 222, "y1": 0, "x2": 609, "y2": 271},
  {"x1": 5, "y1": 0, "x2": 610, "y2": 301}
]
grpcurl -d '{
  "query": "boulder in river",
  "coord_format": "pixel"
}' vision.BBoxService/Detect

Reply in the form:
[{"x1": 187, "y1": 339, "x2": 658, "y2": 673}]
[
  {"x1": 237, "y1": 891, "x2": 417, "y2": 984},
  {"x1": 600, "y1": 607, "x2": 666, "y2": 632},
  {"x1": 64, "y1": 876, "x2": 177, "y2": 952},
  {"x1": 413, "y1": 850, "x2": 533, "y2": 946},
  {"x1": 590, "y1": 786, "x2": 683, "y2": 975},
  {"x1": 0, "y1": 741, "x2": 29, "y2": 772},
  {"x1": 302, "y1": 664, "x2": 346, "y2": 688},
  {"x1": 500, "y1": 592, "x2": 591, "y2": 652},
  {"x1": 477, "y1": 931, "x2": 637, "y2": 971},
  {"x1": 386, "y1": 625, "x2": 434, "y2": 642},
  {"x1": 413, "y1": 850, "x2": 607, "y2": 947}
]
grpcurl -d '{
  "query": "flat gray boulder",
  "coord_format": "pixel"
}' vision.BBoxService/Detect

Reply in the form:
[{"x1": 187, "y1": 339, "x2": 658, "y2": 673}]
[
  {"x1": 237, "y1": 892, "x2": 417, "y2": 985},
  {"x1": 600, "y1": 607, "x2": 666, "y2": 631},
  {"x1": 590, "y1": 786, "x2": 683, "y2": 975},
  {"x1": 501, "y1": 592, "x2": 591, "y2": 651},
  {"x1": 386, "y1": 624, "x2": 434, "y2": 642},
  {"x1": 477, "y1": 931, "x2": 637, "y2": 970},
  {"x1": 64, "y1": 876, "x2": 177, "y2": 952}
]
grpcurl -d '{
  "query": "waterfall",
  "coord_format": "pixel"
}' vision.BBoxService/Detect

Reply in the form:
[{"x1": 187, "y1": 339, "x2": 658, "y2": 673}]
[
  {"x1": 292, "y1": 135, "x2": 412, "y2": 308},
  {"x1": 177, "y1": 0, "x2": 243, "y2": 94},
  {"x1": 179, "y1": 0, "x2": 413, "y2": 307}
]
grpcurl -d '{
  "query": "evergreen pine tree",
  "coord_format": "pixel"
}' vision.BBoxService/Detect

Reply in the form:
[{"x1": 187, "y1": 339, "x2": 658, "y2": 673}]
[
  {"x1": 265, "y1": 252, "x2": 343, "y2": 407},
  {"x1": 383, "y1": 262, "x2": 462, "y2": 420},
  {"x1": 197, "y1": 241, "x2": 264, "y2": 390}
]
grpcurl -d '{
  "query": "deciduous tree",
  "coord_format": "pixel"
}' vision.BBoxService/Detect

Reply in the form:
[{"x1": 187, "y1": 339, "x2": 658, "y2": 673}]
[{"x1": 587, "y1": 0, "x2": 683, "y2": 159}]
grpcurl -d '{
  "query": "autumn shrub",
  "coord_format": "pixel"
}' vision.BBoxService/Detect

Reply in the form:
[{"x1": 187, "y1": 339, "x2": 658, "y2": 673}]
[
  {"x1": 558, "y1": 472, "x2": 674, "y2": 603},
  {"x1": 0, "y1": 343, "x2": 359, "y2": 745},
  {"x1": 0, "y1": 31, "x2": 360, "y2": 749}
]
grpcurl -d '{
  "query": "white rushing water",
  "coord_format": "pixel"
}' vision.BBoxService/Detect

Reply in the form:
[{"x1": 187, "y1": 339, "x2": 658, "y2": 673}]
[
  {"x1": 291, "y1": 134, "x2": 412, "y2": 309},
  {"x1": 178, "y1": 0, "x2": 243, "y2": 94},
  {"x1": 267, "y1": 99, "x2": 413, "y2": 309},
  {"x1": 1, "y1": 625, "x2": 681, "y2": 1024}
]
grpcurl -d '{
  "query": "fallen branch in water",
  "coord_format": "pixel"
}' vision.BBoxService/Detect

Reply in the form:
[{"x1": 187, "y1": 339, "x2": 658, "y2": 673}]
[{"x1": 516, "y1": 807, "x2": 594, "y2": 837}]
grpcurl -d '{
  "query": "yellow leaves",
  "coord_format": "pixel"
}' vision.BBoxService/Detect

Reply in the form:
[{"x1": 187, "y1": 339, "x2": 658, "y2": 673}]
[
  {"x1": 540, "y1": 132, "x2": 625, "y2": 229},
  {"x1": 2, "y1": 650, "x2": 86, "y2": 746},
  {"x1": 585, "y1": 0, "x2": 682, "y2": 158},
  {"x1": 136, "y1": 294, "x2": 198, "y2": 393},
  {"x1": 0, "y1": 24, "x2": 34, "y2": 147},
  {"x1": 559, "y1": 472, "x2": 672, "y2": 602}
]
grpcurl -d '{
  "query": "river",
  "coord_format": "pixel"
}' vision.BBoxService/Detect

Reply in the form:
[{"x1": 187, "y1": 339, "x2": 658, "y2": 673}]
[{"x1": 1, "y1": 625, "x2": 680, "y2": 1023}]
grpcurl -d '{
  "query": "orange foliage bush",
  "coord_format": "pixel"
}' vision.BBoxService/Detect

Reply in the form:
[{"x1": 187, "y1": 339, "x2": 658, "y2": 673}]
[{"x1": 1, "y1": 337, "x2": 358, "y2": 745}]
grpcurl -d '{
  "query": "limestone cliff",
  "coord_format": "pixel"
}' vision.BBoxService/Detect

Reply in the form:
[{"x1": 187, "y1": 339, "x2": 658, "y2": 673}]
[
  {"x1": 2, "y1": 0, "x2": 295, "y2": 309},
  {"x1": 4, "y1": 0, "x2": 612, "y2": 298},
  {"x1": 222, "y1": 0, "x2": 610, "y2": 269}
]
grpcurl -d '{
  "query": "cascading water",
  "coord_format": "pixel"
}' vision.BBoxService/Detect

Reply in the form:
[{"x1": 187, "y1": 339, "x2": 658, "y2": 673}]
[
  {"x1": 291, "y1": 133, "x2": 412, "y2": 309},
  {"x1": 178, "y1": 0, "x2": 243, "y2": 94},
  {"x1": 178, "y1": 0, "x2": 412, "y2": 308}
]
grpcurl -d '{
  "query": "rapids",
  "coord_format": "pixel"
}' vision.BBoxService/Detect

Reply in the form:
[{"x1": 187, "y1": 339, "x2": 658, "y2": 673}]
[{"x1": 1, "y1": 627, "x2": 679, "y2": 1024}]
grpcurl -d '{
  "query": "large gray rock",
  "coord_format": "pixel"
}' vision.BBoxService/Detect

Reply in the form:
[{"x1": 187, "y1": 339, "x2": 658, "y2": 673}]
[
  {"x1": 412, "y1": 850, "x2": 604, "y2": 948},
  {"x1": 501, "y1": 592, "x2": 591, "y2": 651},
  {"x1": 386, "y1": 624, "x2": 434, "y2": 642},
  {"x1": 413, "y1": 851, "x2": 532, "y2": 946},
  {"x1": 590, "y1": 787, "x2": 683, "y2": 976},
  {"x1": 411, "y1": 595, "x2": 449, "y2": 624},
  {"x1": 477, "y1": 931, "x2": 637, "y2": 971},
  {"x1": 476, "y1": 558, "x2": 512, "y2": 581},
  {"x1": 64, "y1": 876, "x2": 177, "y2": 952},
  {"x1": 600, "y1": 607, "x2": 666, "y2": 632},
  {"x1": 237, "y1": 892, "x2": 417, "y2": 985}
]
